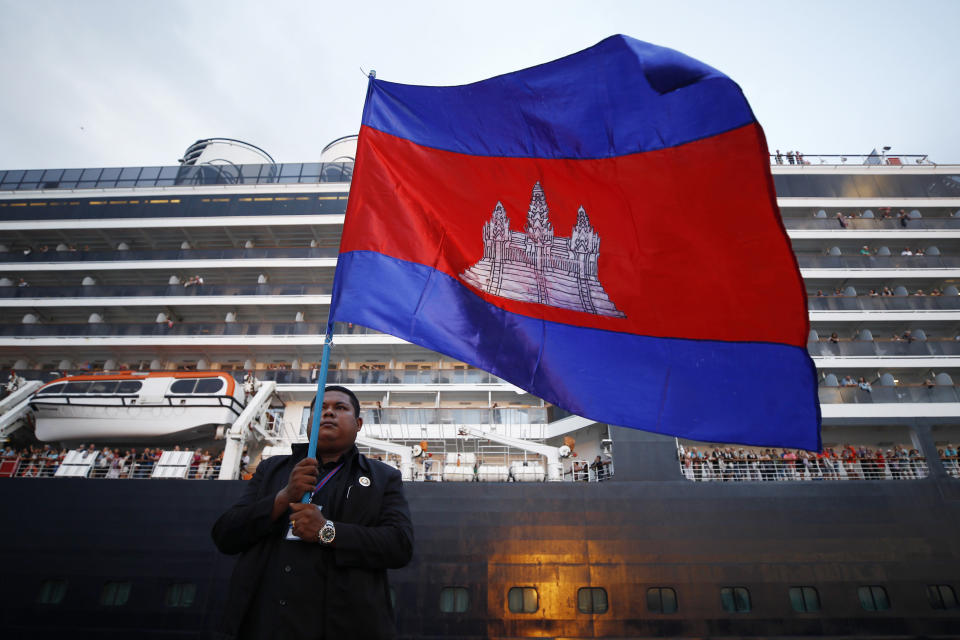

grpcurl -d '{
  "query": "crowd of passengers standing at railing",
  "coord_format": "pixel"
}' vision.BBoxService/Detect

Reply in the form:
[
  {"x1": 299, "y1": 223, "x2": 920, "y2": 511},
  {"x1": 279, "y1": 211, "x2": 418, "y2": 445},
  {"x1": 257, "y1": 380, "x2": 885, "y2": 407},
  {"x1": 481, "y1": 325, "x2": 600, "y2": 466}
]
[
  {"x1": 676, "y1": 444, "x2": 958, "y2": 482},
  {"x1": 0, "y1": 444, "x2": 228, "y2": 478}
]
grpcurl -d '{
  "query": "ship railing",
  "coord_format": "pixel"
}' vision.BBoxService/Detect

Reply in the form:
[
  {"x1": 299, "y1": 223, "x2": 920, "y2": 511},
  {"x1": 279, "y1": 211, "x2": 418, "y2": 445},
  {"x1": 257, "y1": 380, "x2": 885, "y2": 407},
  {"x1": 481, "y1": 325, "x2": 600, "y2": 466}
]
[
  {"x1": 809, "y1": 340, "x2": 960, "y2": 359},
  {"x1": 818, "y1": 385, "x2": 960, "y2": 404},
  {"x1": 785, "y1": 217, "x2": 960, "y2": 231},
  {"x1": 0, "y1": 282, "x2": 335, "y2": 299},
  {"x1": 769, "y1": 153, "x2": 932, "y2": 166},
  {"x1": 0, "y1": 161, "x2": 354, "y2": 192},
  {"x1": 0, "y1": 458, "x2": 227, "y2": 480},
  {"x1": 0, "y1": 321, "x2": 379, "y2": 338},
  {"x1": 808, "y1": 296, "x2": 960, "y2": 312},
  {"x1": 6, "y1": 367, "x2": 508, "y2": 387},
  {"x1": 677, "y1": 455, "x2": 938, "y2": 482},
  {"x1": 562, "y1": 460, "x2": 615, "y2": 482},
  {"x1": 797, "y1": 255, "x2": 960, "y2": 269},
  {"x1": 0, "y1": 246, "x2": 339, "y2": 265}
]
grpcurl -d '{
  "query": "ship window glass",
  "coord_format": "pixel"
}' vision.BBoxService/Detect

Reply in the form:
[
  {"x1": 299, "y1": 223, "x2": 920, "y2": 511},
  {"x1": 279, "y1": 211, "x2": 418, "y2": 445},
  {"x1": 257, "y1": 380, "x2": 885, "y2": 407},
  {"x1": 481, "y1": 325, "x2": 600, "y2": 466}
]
[
  {"x1": 116, "y1": 381, "x2": 142, "y2": 394},
  {"x1": 789, "y1": 586, "x2": 820, "y2": 612},
  {"x1": 87, "y1": 381, "x2": 118, "y2": 394},
  {"x1": 99, "y1": 168, "x2": 122, "y2": 181},
  {"x1": 100, "y1": 581, "x2": 131, "y2": 606},
  {"x1": 439, "y1": 587, "x2": 469, "y2": 613},
  {"x1": 170, "y1": 379, "x2": 197, "y2": 394},
  {"x1": 927, "y1": 584, "x2": 958, "y2": 610},
  {"x1": 0, "y1": 170, "x2": 24, "y2": 185},
  {"x1": 24, "y1": 169, "x2": 44, "y2": 182},
  {"x1": 63, "y1": 382, "x2": 91, "y2": 394},
  {"x1": 858, "y1": 585, "x2": 890, "y2": 611},
  {"x1": 138, "y1": 167, "x2": 161, "y2": 181},
  {"x1": 119, "y1": 167, "x2": 141, "y2": 180},
  {"x1": 42, "y1": 169, "x2": 65, "y2": 182},
  {"x1": 507, "y1": 587, "x2": 538, "y2": 613},
  {"x1": 80, "y1": 168, "x2": 102, "y2": 181},
  {"x1": 164, "y1": 583, "x2": 196, "y2": 608},
  {"x1": 37, "y1": 383, "x2": 66, "y2": 395},
  {"x1": 36, "y1": 579, "x2": 67, "y2": 605},
  {"x1": 647, "y1": 587, "x2": 678, "y2": 613},
  {"x1": 61, "y1": 168, "x2": 82, "y2": 181},
  {"x1": 577, "y1": 587, "x2": 608, "y2": 614},
  {"x1": 720, "y1": 586, "x2": 751, "y2": 613},
  {"x1": 194, "y1": 378, "x2": 224, "y2": 394}
]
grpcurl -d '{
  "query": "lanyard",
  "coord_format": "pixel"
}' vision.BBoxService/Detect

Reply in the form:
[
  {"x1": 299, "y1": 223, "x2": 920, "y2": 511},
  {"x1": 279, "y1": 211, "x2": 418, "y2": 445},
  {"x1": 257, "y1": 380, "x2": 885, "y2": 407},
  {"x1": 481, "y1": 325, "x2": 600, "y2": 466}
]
[{"x1": 310, "y1": 463, "x2": 343, "y2": 502}]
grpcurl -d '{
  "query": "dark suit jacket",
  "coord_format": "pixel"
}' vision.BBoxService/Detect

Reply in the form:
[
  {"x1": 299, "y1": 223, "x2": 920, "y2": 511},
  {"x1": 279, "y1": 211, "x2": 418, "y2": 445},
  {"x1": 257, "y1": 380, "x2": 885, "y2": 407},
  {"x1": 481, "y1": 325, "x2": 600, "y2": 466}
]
[{"x1": 211, "y1": 444, "x2": 413, "y2": 639}]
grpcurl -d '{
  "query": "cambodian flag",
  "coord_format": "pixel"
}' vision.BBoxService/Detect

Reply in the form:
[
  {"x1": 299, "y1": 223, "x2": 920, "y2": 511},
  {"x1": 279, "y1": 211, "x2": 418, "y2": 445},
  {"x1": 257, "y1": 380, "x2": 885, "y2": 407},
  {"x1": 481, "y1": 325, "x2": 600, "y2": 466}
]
[{"x1": 331, "y1": 35, "x2": 821, "y2": 450}]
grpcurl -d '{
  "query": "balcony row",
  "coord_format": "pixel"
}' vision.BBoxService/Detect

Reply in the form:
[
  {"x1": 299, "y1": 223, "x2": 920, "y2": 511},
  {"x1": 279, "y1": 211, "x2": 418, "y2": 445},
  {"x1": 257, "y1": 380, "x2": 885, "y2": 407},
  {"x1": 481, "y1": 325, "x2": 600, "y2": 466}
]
[
  {"x1": 5, "y1": 285, "x2": 960, "y2": 310},
  {"x1": 0, "y1": 283, "x2": 333, "y2": 299},
  {"x1": 0, "y1": 246, "x2": 338, "y2": 263},
  {"x1": 796, "y1": 255, "x2": 960, "y2": 269},
  {"x1": 0, "y1": 321, "x2": 379, "y2": 338}
]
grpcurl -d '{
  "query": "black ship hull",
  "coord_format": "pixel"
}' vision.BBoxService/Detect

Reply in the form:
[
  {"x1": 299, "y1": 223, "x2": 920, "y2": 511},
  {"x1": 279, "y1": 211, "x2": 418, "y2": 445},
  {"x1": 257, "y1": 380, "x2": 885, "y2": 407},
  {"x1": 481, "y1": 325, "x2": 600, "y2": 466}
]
[{"x1": 1, "y1": 431, "x2": 958, "y2": 639}]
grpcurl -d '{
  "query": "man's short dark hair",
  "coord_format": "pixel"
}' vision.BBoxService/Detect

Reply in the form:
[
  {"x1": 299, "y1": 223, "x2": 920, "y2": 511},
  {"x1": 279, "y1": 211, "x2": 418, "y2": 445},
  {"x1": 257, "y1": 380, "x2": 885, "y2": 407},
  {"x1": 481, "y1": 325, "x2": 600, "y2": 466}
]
[{"x1": 310, "y1": 385, "x2": 360, "y2": 418}]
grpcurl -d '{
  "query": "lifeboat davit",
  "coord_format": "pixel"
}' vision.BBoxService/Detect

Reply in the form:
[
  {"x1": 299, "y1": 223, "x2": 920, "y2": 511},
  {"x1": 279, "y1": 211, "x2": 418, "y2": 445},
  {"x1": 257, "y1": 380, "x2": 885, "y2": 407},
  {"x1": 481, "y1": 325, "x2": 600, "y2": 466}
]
[{"x1": 30, "y1": 371, "x2": 244, "y2": 443}]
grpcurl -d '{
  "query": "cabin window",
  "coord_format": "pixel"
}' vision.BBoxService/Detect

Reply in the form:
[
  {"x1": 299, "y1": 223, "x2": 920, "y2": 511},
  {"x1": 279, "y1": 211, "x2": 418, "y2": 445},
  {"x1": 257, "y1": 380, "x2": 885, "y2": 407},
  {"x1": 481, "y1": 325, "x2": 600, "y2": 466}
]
[
  {"x1": 858, "y1": 585, "x2": 890, "y2": 611},
  {"x1": 439, "y1": 587, "x2": 469, "y2": 613},
  {"x1": 100, "y1": 581, "x2": 132, "y2": 607},
  {"x1": 88, "y1": 380, "x2": 118, "y2": 394},
  {"x1": 36, "y1": 579, "x2": 67, "y2": 605},
  {"x1": 164, "y1": 583, "x2": 196, "y2": 608},
  {"x1": 720, "y1": 586, "x2": 751, "y2": 613},
  {"x1": 789, "y1": 586, "x2": 820, "y2": 612},
  {"x1": 577, "y1": 587, "x2": 608, "y2": 614},
  {"x1": 170, "y1": 379, "x2": 197, "y2": 394},
  {"x1": 507, "y1": 587, "x2": 538, "y2": 613},
  {"x1": 36, "y1": 383, "x2": 66, "y2": 395},
  {"x1": 647, "y1": 587, "x2": 678, "y2": 613},
  {"x1": 194, "y1": 378, "x2": 224, "y2": 394},
  {"x1": 927, "y1": 584, "x2": 958, "y2": 610},
  {"x1": 63, "y1": 382, "x2": 91, "y2": 394},
  {"x1": 116, "y1": 381, "x2": 142, "y2": 394}
]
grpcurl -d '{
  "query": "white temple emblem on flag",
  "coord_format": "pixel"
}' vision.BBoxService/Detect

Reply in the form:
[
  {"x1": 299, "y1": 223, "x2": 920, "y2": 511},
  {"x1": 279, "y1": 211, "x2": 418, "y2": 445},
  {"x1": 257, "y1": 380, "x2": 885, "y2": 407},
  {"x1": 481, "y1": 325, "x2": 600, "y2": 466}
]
[{"x1": 459, "y1": 182, "x2": 625, "y2": 318}]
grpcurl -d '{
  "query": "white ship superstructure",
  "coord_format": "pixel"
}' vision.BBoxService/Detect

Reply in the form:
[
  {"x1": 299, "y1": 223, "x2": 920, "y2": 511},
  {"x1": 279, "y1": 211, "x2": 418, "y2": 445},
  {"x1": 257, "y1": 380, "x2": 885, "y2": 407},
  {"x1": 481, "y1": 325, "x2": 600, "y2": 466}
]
[{"x1": 1, "y1": 142, "x2": 959, "y2": 482}]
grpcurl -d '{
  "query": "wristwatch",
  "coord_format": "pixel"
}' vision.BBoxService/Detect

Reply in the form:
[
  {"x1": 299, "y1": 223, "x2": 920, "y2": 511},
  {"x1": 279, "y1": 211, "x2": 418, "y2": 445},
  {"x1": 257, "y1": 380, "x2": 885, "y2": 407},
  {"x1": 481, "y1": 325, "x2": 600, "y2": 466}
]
[{"x1": 318, "y1": 519, "x2": 336, "y2": 544}]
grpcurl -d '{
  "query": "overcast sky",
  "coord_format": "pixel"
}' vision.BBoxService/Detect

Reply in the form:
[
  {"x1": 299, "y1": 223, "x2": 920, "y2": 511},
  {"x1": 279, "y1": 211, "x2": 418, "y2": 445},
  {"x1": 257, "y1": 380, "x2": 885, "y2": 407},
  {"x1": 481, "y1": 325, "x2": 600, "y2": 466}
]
[{"x1": 0, "y1": 0, "x2": 957, "y2": 170}]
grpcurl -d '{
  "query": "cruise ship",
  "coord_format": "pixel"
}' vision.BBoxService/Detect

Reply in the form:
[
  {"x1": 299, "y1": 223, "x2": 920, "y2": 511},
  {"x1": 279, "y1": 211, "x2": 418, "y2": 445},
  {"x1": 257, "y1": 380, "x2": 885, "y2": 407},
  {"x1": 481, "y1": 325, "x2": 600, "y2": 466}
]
[{"x1": 0, "y1": 140, "x2": 958, "y2": 638}]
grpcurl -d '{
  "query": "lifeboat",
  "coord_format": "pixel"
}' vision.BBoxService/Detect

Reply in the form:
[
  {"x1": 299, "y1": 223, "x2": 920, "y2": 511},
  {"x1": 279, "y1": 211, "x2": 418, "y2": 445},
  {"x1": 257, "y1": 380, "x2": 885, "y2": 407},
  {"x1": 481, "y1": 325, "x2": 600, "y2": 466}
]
[{"x1": 30, "y1": 371, "x2": 244, "y2": 443}]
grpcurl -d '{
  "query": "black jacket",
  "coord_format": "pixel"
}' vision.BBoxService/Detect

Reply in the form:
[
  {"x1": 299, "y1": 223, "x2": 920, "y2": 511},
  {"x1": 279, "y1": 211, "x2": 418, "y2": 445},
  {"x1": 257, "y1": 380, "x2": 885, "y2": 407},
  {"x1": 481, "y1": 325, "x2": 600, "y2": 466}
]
[{"x1": 211, "y1": 444, "x2": 413, "y2": 639}]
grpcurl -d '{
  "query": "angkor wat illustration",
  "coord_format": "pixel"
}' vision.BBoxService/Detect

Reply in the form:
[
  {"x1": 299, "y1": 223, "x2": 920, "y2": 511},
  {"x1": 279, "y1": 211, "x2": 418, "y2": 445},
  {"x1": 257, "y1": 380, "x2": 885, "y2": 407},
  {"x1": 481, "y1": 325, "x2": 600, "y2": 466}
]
[{"x1": 459, "y1": 182, "x2": 625, "y2": 318}]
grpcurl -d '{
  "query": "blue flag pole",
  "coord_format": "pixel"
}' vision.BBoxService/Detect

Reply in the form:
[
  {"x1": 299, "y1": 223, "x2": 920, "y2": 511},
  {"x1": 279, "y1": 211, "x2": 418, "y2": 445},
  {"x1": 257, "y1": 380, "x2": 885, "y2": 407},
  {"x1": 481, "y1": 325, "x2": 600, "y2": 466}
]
[{"x1": 302, "y1": 325, "x2": 334, "y2": 503}]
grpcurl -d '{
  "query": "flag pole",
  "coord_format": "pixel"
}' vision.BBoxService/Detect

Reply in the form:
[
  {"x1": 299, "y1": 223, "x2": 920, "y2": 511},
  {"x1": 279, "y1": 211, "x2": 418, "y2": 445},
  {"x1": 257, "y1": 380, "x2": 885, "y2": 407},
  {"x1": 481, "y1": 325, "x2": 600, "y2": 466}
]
[{"x1": 302, "y1": 324, "x2": 334, "y2": 503}]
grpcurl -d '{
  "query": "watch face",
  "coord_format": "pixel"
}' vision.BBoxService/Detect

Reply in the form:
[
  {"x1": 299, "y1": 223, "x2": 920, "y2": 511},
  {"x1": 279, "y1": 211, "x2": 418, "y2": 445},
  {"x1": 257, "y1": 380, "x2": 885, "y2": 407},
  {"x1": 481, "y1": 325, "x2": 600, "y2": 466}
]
[{"x1": 320, "y1": 523, "x2": 335, "y2": 543}]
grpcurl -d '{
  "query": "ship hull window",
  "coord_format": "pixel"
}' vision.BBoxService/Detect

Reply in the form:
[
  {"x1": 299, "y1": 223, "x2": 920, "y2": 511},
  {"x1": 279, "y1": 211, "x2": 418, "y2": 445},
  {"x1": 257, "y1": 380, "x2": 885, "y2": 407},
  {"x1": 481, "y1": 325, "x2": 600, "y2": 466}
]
[
  {"x1": 858, "y1": 585, "x2": 890, "y2": 611},
  {"x1": 36, "y1": 579, "x2": 68, "y2": 605},
  {"x1": 647, "y1": 587, "x2": 678, "y2": 613},
  {"x1": 439, "y1": 586, "x2": 469, "y2": 613},
  {"x1": 100, "y1": 581, "x2": 132, "y2": 607},
  {"x1": 165, "y1": 583, "x2": 197, "y2": 608},
  {"x1": 720, "y1": 586, "x2": 751, "y2": 613},
  {"x1": 577, "y1": 587, "x2": 608, "y2": 614},
  {"x1": 789, "y1": 586, "x2": 820, "y2": 612},
  {"x1": 927, "y1": 584, "x2": 958, "y2": 610},
  {"x1": 507, "y1": 587, "x2": 538, "y2": 613}
]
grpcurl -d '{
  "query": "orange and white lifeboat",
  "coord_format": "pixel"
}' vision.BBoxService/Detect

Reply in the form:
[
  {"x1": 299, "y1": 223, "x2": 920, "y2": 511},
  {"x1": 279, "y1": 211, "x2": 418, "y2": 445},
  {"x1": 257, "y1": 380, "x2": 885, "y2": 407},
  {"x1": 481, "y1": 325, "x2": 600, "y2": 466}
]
[{"x1": 31, "y1": 371, "x2": 243, "y2": 443}]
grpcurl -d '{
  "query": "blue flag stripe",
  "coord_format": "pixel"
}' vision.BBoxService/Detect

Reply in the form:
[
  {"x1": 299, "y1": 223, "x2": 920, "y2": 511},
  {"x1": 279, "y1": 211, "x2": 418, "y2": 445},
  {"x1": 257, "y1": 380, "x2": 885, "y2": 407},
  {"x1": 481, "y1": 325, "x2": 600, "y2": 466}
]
[
  {"x1": 331, "y1": 250, "x2": 822, "y2": 451},
  {"x1": 363, "y1": 35, "x2": 756, "y2": 159}
]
